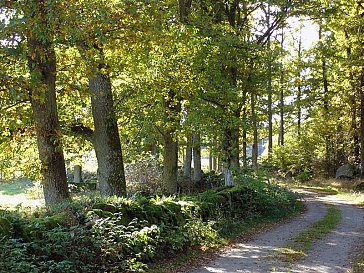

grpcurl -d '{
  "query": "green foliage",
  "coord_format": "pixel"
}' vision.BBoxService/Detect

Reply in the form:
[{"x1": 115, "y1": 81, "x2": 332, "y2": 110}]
[
  {"x1": 0, "y1": 176, "x2": 301, "y2": 272},
  {"x1": 271, "y1": 127, "x2": 320, "y2": 176}
]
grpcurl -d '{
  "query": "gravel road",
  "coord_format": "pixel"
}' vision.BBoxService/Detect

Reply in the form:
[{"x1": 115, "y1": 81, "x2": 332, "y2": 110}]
[{"x1": 188, "y1": 191, "x2": 364, "y2": 273}]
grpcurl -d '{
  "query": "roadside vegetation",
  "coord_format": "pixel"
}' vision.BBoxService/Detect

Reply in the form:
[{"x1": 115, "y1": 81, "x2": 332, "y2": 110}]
[
  {"x1": 0, "y1": 174, "x2": 302, "y2": 273},
  {"x1": 276, "y1": 178, "x2": 364, "y2": 204}
]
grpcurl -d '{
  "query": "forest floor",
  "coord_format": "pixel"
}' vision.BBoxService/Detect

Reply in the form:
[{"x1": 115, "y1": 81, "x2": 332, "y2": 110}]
[{"x1": 184, "y1": 190, "x2": 364, "y2": 273}]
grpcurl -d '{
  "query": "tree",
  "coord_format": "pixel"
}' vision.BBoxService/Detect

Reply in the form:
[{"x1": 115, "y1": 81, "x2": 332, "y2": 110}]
[
  {"x1": 1, "y1": 0, "x2": 70, "y2": 206},
  {"x1": 59, "y1": 0, "x2": 133, "y2": 196}
]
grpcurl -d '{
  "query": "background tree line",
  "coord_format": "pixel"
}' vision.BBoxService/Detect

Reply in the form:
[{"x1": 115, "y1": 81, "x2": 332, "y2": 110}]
[{"x1": 1, "y1": 0, "x2": 364, "y2": 206}]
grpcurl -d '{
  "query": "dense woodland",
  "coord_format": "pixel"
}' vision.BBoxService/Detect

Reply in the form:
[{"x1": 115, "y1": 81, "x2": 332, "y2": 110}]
[{"x1": 0, "y1": 0, "x2": 364, "y2": 206}]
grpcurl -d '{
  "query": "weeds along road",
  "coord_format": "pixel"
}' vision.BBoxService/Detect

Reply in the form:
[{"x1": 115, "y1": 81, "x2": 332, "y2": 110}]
[{"x1": 187, "y1": 191, "x2": 364, "y2": 273}]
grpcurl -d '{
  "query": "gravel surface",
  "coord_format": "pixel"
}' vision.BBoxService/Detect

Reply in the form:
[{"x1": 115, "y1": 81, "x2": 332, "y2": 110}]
[{"x1": 188, "y1": 191, "x2": 364, "y2": 273}]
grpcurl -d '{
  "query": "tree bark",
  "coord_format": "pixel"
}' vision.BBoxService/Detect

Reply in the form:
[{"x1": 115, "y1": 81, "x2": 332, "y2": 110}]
[
  {"x1": 27, "y1": 0, "x2": 69, "y2": 206},
  {"x1": 351, "y1": 98, "x2": 360, "y2": 163},
  {"x1": 267, "y1": 6, "x2": 273, "y2": 158},
  {"x1": 222, "y1": 126, "x2": 239, "y2": 185},
  {"x1": 161, "y1": 92, "x2": 181, "y2": 194},
  {"x1": 73, "y1": 165, "x2": 82, "y2": 183},
  {"x1": 209, "y1": 144, "x2": 213, "y2": 172},
  {"x1": 193, "y1": 133, "x2": 202, "y2": 183},
  {"x1": 279, "y1": 67, "x2": 285, "y2": 146},
  {"x1": 251, "y1": 92, "x2": 258, "y2": 169},
  {"x1": 242, "y1": 126, "x2": 247, "y2": 168},
  {"x1": 278, "y1": 29, "x2": 285, "y2": 146},
  {"x1": 89, "y1": 73, "x2": 126, "y2": 196},
  {"x1": 163, "y1": 132, "x2": 179, "y2": 194},
  {"x1": 360, "y1": 69, "x2": 364, "y2": 178},
  {"x1": 183, "y1": 136, "x2": 192, "y2": 178},
  {"x1": 297, "y1": 34, "x2": 302, "y2": 138},
  {"x1": 179, "y1": 0, "x2": 192, "y2": 23}
]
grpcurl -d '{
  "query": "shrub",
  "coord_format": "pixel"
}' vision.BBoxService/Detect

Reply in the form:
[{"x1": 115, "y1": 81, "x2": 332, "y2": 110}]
[
  {"x1": 0, "y1": 175, "x2": 302, "y2": 272},
  {"x1": 125, "y1": 155, "x2": 163, "y2": 196}
]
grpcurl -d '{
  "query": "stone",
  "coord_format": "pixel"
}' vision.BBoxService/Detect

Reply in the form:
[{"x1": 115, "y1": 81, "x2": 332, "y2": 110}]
[{"x1": 335, "y1": 164, "x2": 356, "y2": 179}]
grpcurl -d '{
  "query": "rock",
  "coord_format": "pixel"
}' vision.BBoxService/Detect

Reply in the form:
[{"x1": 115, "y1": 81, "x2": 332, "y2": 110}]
[{"x1": 336, "y1": 164, "x2": 356, "y2": 179}]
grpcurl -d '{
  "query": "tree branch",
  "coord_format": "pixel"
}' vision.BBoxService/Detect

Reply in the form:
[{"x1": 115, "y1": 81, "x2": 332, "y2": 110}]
[{"x1": 0, "y1": 99, "x2": 29, "y2": 111}]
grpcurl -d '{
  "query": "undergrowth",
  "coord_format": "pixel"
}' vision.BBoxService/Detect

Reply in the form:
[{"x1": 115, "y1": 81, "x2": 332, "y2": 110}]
[{"x1": 0, "y1": 175, "x2": 302, "y2": 272}]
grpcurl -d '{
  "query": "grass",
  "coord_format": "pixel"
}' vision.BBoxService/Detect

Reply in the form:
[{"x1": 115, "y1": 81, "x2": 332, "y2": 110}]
[
  {"x1": 276, "y1": 177, "x2": 364, "y2": 205},
  {"x1": 0, "y1": 179, "x2": 44, "y2": 209},
  {"x1": 275, "y1": 205, "x2": 342, "y2": 263},
  {"x1": 0, "y1": 178, "x2": 33, "y2": 195}
]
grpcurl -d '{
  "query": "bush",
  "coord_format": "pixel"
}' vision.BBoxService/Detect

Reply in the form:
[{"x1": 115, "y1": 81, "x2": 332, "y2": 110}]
[
  {"x1": 0, "y1": 175, "x2": 302, "y2": 272},
  {"x1": 125, "y1": 155, "x2": 163, "y2": 196}
]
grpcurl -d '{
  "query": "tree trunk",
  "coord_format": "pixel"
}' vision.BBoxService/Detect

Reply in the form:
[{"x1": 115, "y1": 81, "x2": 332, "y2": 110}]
[
  {"x1": 222, "y1": 127, "x2": 239, "y2": 185},
  {"x1": 296, "y1": 31, "x2": 303, "y2": 138},
  {"x1": 179, "y1": 0, "x2": 192, "y2": 23},
  {"x1": 279, "y1": 28, "x2": 285, "y2": 146},
  {"x1": 267, "y1": 6, "x2": 273, "y2": 157},
  {"x1": 163, "y1": 133, "x2": 179, "y2": 194},
  {"x1": 360, "y1": 69, "x2": 364, "y2": 178},
  {"x1": 89, "y1": 73, "x2": 126, "y2": 196},
  {"x1": 212, "y1": 156, "x2": 217, "y2": 171},
  {"x1": 183, "y1": 136, "x2": 192, "y2": 178},
  {"x1": 161, "y1": 92, "x2": 181, "y2": 194},
  {"x1": 251, "y1": 92, "x2": 258, "y2": 169},
  {"x1": 242, "y1": 127, "x2": 247, "y2": 168},
  {"x1": 279, "y1": 71, "x2": 285, "y2": 146},
  {"x1": 193, "y1": 133, "x2": 202, "y2": 183},
  {"x1": 73, "y1": 165, "x2": 82, "y2": 183},
  {"x1": 218, "y1": 157, "x2": 223, "y2": 172},
  {"x1": 319, "y1": 25, "x2": 333, "y2": 176},
  {"x1": 352, "y1": 100, "x2": 360, "y2": 163},
  {"x1": 209, "y1": 144, "x2": 213, "y2": 172},
  {"x1": 27, "y1": 1, "x2": 69, "y2": 206}
]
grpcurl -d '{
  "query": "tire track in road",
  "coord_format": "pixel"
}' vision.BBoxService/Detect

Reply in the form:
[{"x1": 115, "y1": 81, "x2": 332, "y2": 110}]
[{"x1": 187, "y1": 191, "x2": 364, "y2": 273}]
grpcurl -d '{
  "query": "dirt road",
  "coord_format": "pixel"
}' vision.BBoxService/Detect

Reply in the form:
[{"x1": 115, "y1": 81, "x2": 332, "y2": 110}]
[{"x1": 188, "y1": 191, "x2": 364, "y2": 273}]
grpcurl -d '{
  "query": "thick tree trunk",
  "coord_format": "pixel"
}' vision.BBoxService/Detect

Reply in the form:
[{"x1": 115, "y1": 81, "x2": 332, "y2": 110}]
[
  {"x1": 27, "y1": 1, "x2": 69, "y2": 206},
  {"x1": 163, "y1": 133, "x2": 179, "y2": 194},
  {"x1": 193, "y1": 133, "x2": 202, "y2": 183},
  {"x1": 222, "y1": 127, "x2": 239, "y2": 185},
  {"x1": 89, "y1": 73, "x2": 126, "y2": 196},
  {"x1": 162, "y1": 92, "x2": 181, "y2": 194},
  {"x1": 73, "y1": 165, "x2": 82, "y2": 183},
  {"x1": 183, "y1": 136, "x2": 192, "y2": 178}
]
